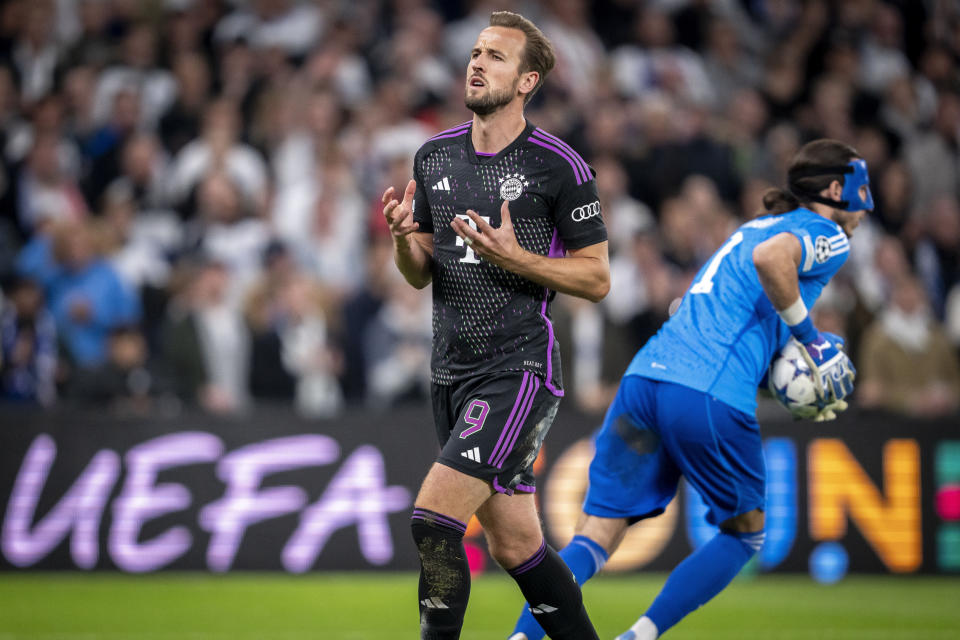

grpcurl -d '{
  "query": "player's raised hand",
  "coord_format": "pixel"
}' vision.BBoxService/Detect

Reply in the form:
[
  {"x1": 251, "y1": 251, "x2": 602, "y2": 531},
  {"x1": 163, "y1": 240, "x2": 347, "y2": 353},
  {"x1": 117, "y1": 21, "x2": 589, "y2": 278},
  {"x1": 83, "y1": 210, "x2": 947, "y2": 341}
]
[
  {"x1": 382, "y1": 179, "x2": 419, "y2": 239},
  {"x1": 452, "y1": 200, "x2": 525, "y2": 270}
]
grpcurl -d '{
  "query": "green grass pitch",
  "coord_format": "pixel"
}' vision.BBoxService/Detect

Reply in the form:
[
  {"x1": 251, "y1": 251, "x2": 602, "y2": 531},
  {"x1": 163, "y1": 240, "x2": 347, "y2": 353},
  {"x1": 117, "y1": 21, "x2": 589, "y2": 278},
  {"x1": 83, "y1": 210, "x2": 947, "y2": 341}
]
[{"x1": 1, "y1": 572, "x2": 958, "y2": 639}]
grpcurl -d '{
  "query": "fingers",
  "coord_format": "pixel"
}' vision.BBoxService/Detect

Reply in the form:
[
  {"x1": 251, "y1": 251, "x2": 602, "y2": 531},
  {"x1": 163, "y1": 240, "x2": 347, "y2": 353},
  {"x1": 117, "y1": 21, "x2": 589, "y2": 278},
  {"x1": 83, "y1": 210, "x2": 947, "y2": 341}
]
[
  {"x1": 500, "y1": 200, "x2": 511, "y2": 223},
  {"x1": 402, "y1": 179, "x2": 417, "y2": 204},
  {"x1": 464, "y1": 209, "x2": 495, "y2": 234},
  {"x1": 451, "y1": 215, "x2": 482, "y2": 246},
  {"x1": 382, "y1": 182, "x2": 421, "y2": 236}
]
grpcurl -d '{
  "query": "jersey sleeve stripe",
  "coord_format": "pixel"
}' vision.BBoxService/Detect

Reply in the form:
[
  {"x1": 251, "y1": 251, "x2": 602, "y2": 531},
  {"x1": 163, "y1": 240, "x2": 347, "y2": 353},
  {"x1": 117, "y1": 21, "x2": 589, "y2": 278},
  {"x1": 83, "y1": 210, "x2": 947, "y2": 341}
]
[
  {"x1": 527, "y1": 134, "x2": 587, "y2": 184},
  {"x1": 801, "y1": 234, "x2": 815, "y2": 272},
  {"x1": 531, "y1": 128, "x2": 591, "y2": 181}
]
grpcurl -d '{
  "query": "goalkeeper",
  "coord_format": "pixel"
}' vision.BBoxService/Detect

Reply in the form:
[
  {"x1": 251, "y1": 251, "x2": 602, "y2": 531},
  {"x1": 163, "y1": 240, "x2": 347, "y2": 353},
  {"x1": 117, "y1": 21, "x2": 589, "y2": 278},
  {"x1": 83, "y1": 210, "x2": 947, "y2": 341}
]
[{"x1": 508, "y1": 139, "x2": 868, "y2": 640}]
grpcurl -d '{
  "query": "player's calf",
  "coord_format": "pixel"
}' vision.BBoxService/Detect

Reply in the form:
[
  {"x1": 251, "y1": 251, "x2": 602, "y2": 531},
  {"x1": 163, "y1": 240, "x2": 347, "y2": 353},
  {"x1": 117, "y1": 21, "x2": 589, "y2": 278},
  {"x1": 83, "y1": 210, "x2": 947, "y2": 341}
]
[
  {"x1": 411, "y1": 508, "x2": 471, "y2": 640},
  {"x1": 507, "y1": 541, "x2": 600, "y2": 640}
]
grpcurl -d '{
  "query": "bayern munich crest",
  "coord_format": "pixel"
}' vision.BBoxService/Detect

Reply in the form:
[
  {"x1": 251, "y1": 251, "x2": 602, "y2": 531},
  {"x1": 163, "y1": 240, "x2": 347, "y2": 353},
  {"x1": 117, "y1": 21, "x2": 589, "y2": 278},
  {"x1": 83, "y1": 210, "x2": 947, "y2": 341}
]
[{"x1": 499, "y1": 173, "x2": 529, "y2": 201}]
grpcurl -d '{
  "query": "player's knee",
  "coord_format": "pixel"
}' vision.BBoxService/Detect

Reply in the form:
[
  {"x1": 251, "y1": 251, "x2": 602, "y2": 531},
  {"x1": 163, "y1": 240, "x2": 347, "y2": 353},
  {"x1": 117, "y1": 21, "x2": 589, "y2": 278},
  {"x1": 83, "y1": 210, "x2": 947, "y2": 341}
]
[
  {"x1": 487, "y1": 531, "x2": 543, "y2": 569},
  {"x1": 410, "y1": 508, "x2": 467, "y2": 559},
  {"x1": 720, "y1": 508, "x2": 765, "y2": 533}
]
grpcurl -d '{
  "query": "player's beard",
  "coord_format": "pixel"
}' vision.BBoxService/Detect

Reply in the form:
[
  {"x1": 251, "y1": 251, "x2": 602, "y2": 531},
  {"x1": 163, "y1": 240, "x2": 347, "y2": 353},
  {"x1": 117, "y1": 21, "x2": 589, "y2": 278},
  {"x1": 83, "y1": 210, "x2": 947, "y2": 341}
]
[{"x1": 465, "y1": 77, "x2": 519, "y2": 116}]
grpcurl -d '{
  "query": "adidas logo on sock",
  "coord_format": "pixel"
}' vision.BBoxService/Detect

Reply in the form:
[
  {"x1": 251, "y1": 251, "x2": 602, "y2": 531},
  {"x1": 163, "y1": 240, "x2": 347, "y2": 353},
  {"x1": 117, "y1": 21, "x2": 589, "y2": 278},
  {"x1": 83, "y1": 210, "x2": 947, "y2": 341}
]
[
  {"x1": 420, "y1": 597, "x2": 449, "y2": 609},
  {"x1": 460, "y1": 447, "x2": 481, "y2": 462},
  {"x1": 432, "y1": 177, "x2": 451, "y2": 191},
  {"x1": 529, "y1": 603, "x2": 558, "y2": 614}
]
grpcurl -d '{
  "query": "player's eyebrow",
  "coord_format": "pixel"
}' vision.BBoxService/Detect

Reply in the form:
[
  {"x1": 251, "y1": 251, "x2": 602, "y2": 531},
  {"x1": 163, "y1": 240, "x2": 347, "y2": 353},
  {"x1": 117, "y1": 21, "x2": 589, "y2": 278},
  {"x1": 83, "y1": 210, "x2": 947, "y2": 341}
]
[{"x1": 471, "y1": 46, "x2": 508, "y2": 59}]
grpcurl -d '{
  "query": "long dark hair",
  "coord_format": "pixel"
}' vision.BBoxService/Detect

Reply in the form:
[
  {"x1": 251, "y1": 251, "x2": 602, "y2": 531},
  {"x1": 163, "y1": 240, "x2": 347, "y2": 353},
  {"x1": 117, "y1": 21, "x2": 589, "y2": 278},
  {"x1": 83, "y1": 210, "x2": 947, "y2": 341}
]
[{"x1": 759, "y1": 139, "x2": 860, "y2": 215}]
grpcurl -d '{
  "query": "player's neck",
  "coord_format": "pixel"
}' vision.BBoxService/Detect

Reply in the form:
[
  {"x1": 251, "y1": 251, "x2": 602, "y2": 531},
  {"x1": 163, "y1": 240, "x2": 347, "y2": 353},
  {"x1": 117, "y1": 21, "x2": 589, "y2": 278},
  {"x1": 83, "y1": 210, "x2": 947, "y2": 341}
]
[
  {"x1": 471, "y1": 106, "x2": 527, "y2": 155},
  {"x1": 807, "y1": 201, "x2": 839, "y2": 222}
]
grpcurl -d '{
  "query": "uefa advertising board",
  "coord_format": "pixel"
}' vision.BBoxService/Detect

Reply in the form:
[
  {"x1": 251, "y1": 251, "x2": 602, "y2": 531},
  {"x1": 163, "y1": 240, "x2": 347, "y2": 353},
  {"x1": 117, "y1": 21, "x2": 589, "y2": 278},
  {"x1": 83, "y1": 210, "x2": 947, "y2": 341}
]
[{"x1": 0, "y1": 404, "x2": 957, "y2": 580}]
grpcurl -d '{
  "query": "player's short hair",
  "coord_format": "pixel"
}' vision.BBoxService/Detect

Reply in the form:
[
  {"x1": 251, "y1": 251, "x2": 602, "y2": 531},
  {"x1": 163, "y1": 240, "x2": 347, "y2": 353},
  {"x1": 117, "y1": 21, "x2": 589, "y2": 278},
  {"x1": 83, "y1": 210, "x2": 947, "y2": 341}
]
[
  {"x1": 489, "y1": 11, "x2": 556, "y2": 104},
  {"x1": 760, "y1": 139, "x2": 860, "y2": 215}
]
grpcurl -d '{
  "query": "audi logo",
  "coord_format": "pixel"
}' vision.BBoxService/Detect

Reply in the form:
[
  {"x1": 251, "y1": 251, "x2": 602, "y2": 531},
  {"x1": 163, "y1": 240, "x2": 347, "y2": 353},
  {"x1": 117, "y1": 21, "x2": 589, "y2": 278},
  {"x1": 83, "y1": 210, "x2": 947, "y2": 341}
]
[{"x1": 571, "y1": 200, "x2": 602, "y2": 222}]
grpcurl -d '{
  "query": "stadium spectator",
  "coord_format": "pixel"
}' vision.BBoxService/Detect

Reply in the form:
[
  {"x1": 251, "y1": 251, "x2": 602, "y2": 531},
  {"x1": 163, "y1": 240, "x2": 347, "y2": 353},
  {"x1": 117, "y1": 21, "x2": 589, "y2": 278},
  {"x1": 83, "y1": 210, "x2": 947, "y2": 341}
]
[
  {"x1": 41, "y1": 220, "x2": 140, "y2": 370},
  {"x1": 158, "y1": 52, "x2": 212, "y2": 156},
  {"x1": 68, "y1": 324, "x2": 174, "y2": 415},
  {"x1": 166, "y1": 99, "x2": 268, "y2": 213},
  {"x1": 245, "y1": 240, "x2": 298, "y2": 403},
  {"x1": 7, "y1": 2, "x2": 62, "y2": 107},
  {"x1": 915, "y1": 194, "x2": 960, "y2": 318},
  {"x1": 213, "y1": 0, "x2": 326, "y2": 59},
  {"x1": 363, "y1": 268, "x2": 431, "y2": 407},
  {"x1": 276, "y1": 272, "x2": 343, "y2": 417},
  {"x1": 858, "y1": 274, "x2": 960, "y2": 417},
  {"x1": 90, "y1": 22, "x2": 176, "y2": 131},
  {"x1": 159, "y1": 255, "x2": 248, "y2": 414},
  {"x1": 11, "y1": 132, "x2": 86, "y2": 237},
  {"x1": 340, "y1": 227, "x2": 393, "y2": 404},
  {"x1": 183, "y1": 171, "x2": 269, "y2": 301},
  {"x1": 0, "y1": 276, "x2": 57, "y2": 405}
]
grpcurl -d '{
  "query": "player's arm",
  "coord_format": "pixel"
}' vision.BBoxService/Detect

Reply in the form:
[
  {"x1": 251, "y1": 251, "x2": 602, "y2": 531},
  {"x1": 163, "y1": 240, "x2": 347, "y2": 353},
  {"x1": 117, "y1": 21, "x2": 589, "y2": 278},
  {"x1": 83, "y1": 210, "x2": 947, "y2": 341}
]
[
  {"x1": 453, "y1": 201, "x2": 610, "y2": 302},
  {"x1": 753, "y1": 232, "x2": 854, "y2": 414},
  {"x1": 752, "y1": 232, "x2": 804, "y2": 310},
  {"x1": 382, "y1": 179, "x2": 434, "y2": 289},
  {"x1": 508, "y1": 240, "x2": 610, "y2": 303}
]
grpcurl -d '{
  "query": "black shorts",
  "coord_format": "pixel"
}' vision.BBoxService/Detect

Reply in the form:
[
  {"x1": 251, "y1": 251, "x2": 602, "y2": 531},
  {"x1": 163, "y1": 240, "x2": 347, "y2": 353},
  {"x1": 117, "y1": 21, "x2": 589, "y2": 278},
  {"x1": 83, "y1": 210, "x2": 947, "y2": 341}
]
[{"x1": 431, "y1": 371, "x2": 560, "y2": 495}]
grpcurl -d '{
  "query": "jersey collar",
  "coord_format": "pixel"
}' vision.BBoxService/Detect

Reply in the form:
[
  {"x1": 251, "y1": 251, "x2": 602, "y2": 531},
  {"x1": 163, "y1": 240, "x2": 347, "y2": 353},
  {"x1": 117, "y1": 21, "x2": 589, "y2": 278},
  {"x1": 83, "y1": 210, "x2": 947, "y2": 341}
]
[{"x1": 465, "y1": 119, "x2": 536, "y2": 165}]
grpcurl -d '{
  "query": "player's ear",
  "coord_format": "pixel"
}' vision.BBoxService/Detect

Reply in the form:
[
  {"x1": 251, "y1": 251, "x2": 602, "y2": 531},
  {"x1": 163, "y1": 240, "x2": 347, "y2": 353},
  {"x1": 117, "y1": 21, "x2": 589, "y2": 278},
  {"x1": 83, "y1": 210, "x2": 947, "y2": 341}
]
[
  {"x1": 518, "y1": 70, "x2": 539, "y2": 98},
  {"x1": 826, "y1": 179, "x2": 844, "y2": 200}
]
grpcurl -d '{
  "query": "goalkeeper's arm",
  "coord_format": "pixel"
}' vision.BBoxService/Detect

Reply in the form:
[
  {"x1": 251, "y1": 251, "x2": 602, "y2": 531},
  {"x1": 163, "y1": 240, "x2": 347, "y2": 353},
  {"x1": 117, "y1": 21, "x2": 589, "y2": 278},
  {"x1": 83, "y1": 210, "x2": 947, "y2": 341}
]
[{"x1": 753, "y1": 233, "x2": 855, "y2": 412}]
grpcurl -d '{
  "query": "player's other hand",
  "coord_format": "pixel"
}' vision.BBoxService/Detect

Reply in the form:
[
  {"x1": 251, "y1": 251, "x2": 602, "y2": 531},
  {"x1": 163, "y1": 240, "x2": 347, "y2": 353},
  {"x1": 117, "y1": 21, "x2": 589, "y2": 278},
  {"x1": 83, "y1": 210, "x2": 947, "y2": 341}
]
[
  {"x1": 382, "y1": 179, "x2": 419, "y2": 239},
  {"x1": 452, "y1": 200, "x2": 525, "y2": 270},
  {"x1": 797, "y1": 332, "x2": 856, "y2": 404}
]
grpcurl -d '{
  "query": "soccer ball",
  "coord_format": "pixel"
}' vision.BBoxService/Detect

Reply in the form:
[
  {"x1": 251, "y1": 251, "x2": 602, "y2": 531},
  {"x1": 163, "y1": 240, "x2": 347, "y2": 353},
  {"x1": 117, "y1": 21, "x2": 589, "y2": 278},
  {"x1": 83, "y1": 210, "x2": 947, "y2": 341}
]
[{"x1": 768, "y1": 341, "x2": 820, "y2": 418}]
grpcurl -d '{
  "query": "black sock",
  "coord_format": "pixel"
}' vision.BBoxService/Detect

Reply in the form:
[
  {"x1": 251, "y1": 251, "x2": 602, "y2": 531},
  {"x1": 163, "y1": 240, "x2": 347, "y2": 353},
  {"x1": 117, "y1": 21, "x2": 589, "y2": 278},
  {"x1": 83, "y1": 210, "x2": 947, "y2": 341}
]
[
  {"x1": 508, "y1": 541, "x2": 599, "y2": 640},
  {"x1": 411, "y1": 508, "x2": 470, "y2": 640}
]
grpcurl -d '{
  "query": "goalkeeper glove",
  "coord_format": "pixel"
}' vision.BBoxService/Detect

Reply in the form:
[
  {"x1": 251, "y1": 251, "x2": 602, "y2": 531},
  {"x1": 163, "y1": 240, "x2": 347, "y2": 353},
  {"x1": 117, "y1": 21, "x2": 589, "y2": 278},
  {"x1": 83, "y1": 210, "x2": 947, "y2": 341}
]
[
  {"x1": 797, "y1": 332, "x2": 856, "y2": 404},
  {"x1": 778, "y1": 298, "x2": 856, "y2": 407}
]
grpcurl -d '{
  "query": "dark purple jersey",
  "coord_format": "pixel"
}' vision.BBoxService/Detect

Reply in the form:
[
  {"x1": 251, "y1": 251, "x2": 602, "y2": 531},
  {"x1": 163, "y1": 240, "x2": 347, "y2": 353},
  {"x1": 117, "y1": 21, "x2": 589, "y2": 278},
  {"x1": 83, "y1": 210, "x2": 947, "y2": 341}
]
[{"x1": 412, "y1": 120, "x2": 607, "y2": 393}]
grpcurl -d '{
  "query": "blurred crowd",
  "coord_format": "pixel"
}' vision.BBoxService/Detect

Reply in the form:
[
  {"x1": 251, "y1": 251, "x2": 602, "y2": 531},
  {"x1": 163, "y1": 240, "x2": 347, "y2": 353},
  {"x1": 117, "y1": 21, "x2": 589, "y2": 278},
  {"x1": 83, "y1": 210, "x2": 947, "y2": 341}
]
[{"x1": 0, "y1": 0, "x2": 958, "y2": 419}]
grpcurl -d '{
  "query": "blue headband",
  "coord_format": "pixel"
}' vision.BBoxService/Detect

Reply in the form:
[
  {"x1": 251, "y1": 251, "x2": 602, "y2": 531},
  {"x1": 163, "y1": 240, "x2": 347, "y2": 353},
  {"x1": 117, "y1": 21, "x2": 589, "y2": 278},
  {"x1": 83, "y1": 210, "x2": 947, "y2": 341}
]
[{"x1": 789, "y1": 159, "x2": 874, "y2": 212}]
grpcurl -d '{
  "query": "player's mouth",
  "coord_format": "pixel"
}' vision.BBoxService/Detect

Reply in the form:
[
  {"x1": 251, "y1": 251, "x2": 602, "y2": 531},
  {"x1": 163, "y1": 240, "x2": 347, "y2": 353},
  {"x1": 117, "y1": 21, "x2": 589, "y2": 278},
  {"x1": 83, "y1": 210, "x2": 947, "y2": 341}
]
[{"x1": 469, "y1": 76, "x2": 485, "y2": 88}]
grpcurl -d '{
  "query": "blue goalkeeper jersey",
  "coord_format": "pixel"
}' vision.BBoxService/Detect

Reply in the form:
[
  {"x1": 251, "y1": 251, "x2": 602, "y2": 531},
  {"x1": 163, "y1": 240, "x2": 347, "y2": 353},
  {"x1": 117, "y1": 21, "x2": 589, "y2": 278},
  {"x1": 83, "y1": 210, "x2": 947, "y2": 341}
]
[{"x1": 627, "y1": 207, "x2": 849, "y2": 415}]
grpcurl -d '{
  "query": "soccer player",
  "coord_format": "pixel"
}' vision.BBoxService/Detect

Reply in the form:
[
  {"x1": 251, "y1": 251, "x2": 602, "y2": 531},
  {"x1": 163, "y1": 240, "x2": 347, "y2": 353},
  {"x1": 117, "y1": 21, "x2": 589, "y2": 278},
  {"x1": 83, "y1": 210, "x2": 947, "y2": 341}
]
[
  {"x1": 381, "y1": 11, "x2": 609, "y2": 640},
  {"x1": 508, "y1": 138, "x2": 867, "y2": 640}
]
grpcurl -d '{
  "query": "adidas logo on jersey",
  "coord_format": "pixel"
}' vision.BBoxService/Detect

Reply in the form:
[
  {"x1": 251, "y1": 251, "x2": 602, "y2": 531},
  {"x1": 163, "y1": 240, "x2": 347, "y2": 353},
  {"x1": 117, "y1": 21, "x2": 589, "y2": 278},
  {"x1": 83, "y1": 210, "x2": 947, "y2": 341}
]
[
  {"x1": 432, "y1": 177, "x2": 451, "y2": 191},
  {"x1": 529, "y1": 603, "x2": 559, "y2": 614},
  {"x1": 461, "y1": 447, "x2": 481, "y2": 462}
]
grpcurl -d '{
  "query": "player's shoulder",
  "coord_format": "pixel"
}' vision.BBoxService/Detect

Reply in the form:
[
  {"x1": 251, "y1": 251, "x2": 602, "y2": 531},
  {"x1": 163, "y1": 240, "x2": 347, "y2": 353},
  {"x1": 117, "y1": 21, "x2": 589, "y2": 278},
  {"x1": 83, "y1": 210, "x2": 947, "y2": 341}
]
[
  {"x1": 524, "y1": 125, "x2": 594, "y2": 186},
  {"x1": 782, "y1": 209, "x2": 849, "y2": 269},
  {"x1": 416, "y1": 121, "x2": 472, "y2": 160}
]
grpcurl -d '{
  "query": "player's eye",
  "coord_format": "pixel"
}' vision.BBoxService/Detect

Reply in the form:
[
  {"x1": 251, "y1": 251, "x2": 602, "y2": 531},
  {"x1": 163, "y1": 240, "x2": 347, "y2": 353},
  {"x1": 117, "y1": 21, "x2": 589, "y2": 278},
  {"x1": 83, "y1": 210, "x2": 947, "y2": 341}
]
[{"x1": 493, "y1": 55, "x2": 503, "y2": 61}]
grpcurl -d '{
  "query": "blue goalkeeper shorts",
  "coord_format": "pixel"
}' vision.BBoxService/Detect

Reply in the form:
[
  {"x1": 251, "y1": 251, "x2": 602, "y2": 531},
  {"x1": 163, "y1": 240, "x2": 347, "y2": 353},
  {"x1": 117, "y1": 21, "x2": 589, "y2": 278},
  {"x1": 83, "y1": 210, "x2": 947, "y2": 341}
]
[{"x1": 583, "y1": 376, "x2": 765, "y2": 526}]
